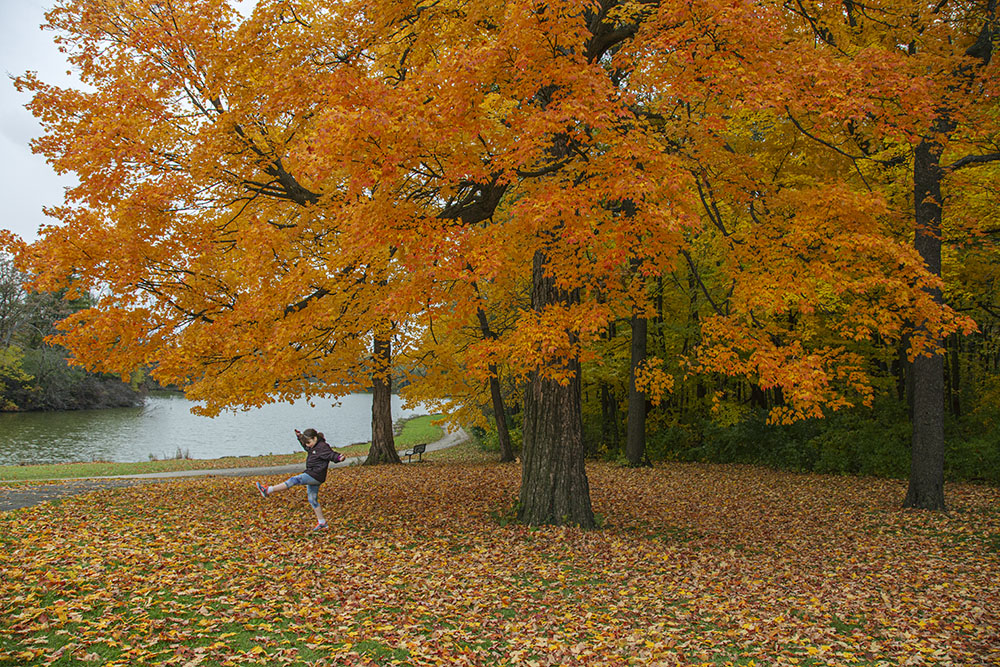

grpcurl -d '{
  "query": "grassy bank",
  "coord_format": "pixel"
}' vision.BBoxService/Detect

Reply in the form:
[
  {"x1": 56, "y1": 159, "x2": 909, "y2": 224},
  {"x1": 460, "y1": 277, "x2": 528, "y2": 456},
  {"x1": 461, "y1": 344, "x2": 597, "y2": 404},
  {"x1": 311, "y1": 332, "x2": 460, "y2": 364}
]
[
  {"x1": 1, "y1": 457, "x2": 997, "y2": 666},
  {"x1": 0, "y1": 415, "x2": 446, "y2": 482}
]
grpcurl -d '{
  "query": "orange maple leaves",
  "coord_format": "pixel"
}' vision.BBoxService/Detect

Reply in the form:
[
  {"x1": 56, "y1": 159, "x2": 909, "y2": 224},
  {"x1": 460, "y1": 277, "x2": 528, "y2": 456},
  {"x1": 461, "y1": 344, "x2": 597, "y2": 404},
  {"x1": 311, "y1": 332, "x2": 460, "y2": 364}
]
[{"x1": 10, "y1": 0, "x2": 994, "y2": 423}]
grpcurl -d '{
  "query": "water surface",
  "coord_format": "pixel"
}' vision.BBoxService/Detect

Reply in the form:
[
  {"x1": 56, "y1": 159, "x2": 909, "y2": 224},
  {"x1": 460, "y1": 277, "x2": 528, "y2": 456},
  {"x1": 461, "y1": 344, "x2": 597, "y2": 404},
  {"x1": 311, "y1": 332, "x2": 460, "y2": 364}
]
[{"x1": 0, "y1": 393, "x2": 427, "y2": 465}]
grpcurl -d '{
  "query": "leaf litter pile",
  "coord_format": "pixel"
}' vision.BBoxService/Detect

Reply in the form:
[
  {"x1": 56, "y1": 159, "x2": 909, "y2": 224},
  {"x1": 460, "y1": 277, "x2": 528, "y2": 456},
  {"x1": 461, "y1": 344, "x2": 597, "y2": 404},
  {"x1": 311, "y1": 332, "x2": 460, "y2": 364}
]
[{"x1": 1, "y1": 461, "x2": 997, "y2": 666}]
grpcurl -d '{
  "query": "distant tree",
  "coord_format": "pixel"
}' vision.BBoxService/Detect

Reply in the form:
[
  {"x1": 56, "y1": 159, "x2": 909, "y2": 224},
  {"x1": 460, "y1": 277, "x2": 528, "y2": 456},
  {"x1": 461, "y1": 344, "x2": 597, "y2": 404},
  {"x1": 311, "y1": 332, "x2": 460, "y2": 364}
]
[
  {"x1": 0, "y1": 254, "x2": 27, "y2": 347},
  {"x1": 0, "y1": 346, "x2": 35, "y2": 411}
]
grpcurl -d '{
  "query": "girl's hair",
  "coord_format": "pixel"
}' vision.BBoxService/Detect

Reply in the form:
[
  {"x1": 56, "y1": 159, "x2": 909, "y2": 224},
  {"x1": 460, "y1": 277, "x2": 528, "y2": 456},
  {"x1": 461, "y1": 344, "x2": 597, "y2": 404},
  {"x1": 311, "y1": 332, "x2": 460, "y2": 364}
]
[{"x1": 302, "y1": 428, "x2": 325, "y2": 442}]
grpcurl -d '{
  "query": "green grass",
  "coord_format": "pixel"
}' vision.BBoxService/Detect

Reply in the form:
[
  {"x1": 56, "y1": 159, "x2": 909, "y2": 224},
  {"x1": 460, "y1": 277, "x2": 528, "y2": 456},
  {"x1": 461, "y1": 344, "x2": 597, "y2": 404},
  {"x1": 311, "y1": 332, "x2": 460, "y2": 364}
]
[
  {"x1": 0, "y1": 415, "x2": 447, "y2": 482},
  {"x1": 0, "y1": 452, "x2": 309, "y2": 482},
  {"x1": 394, "y1": 414, "x2": 447, "y2": 447}
]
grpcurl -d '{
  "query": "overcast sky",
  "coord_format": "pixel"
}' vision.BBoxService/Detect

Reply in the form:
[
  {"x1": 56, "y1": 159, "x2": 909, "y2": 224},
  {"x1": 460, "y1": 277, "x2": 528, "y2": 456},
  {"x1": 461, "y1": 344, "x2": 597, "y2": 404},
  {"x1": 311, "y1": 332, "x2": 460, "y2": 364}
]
[{"x1": 0, "y1": 0, "x2": 77, "y2": 244}]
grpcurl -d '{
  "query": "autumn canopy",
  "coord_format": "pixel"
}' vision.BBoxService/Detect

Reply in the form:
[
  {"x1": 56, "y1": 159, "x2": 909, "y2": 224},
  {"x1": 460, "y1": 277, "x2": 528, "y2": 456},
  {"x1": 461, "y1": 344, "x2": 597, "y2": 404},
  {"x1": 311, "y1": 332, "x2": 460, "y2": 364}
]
[{"x1": 9, "y1": 0, "x2": 998, "y2": 523}]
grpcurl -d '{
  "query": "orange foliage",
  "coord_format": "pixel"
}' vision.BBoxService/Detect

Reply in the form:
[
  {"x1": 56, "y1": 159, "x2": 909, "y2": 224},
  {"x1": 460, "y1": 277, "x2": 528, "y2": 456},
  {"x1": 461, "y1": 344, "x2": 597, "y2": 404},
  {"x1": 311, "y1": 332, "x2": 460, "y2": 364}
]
[{"x1": 12, "y1": 0, "x2": 991, "y2": 422}]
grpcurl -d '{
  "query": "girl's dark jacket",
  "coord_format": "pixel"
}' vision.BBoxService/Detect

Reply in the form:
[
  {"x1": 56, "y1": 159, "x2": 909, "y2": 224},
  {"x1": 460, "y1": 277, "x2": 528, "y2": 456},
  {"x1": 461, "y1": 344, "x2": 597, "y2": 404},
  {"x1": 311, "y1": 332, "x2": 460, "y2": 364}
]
[{"x1": 302, "y1": 438, "x2": 335, "y2": 483}]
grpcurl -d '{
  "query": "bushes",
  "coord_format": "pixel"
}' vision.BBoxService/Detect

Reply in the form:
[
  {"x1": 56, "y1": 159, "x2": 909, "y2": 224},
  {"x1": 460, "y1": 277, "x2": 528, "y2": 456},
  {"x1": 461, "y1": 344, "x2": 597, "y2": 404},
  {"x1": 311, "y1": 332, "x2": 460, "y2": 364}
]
[
  {"x1": 804, "y1": 405, "x2": 910, "y2": 477},
  {"x1": 471, "y1": 418, "x2": 523, "y2": 458},
  {"x1": 946, "y1": 405, "x2": 1000, "y2": 485},
  {"x1": 644, "y1": 398, "x2": 996, "y2": 484},
  {"x1": 484, "y1": 394, "x2": 997, "y2": 485},
  {"x1": 669, "y1": 414, "x2": 830, "y2": 472},
  {"x1": 946, "y1": 436, "x2": 1000, "y2": 485}
]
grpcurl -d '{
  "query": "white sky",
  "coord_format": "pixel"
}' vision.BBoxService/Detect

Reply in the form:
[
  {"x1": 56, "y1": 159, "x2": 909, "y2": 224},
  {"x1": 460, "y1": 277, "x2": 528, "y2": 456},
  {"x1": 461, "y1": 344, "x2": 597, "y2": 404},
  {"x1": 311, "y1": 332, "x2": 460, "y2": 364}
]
[
  {"x1": 0, "y1": 0, "x2": 255, "y2": 244},
  {"x1": 0, "y1": 0, "x2": 77, "y2": 244}
]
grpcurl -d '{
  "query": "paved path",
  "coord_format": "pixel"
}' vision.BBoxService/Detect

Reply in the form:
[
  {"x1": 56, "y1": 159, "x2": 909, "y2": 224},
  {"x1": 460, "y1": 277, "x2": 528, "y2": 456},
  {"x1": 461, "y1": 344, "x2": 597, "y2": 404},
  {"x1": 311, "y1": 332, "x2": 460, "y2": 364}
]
[
  {"x1": 0, "y1": 478, "x2": 167, "y2": 513},
  {"x1": 0, "y1": 427, "x2": 468, "y2": 512}
]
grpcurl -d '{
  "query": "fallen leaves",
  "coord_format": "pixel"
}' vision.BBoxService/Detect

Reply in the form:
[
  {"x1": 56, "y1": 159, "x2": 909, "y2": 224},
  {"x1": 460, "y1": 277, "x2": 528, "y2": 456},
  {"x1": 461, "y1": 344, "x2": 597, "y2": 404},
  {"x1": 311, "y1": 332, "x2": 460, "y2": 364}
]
[{"x1": 1, "y1": 461, "x2": 998, "y2": 665}]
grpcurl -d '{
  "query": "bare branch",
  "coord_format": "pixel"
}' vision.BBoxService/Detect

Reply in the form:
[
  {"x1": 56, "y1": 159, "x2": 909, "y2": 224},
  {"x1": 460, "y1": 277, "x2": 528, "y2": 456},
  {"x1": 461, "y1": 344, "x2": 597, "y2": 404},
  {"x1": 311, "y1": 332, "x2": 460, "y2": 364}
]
[{"x1": 945, "y1": 152, "x2": 1000, "y2": 171}]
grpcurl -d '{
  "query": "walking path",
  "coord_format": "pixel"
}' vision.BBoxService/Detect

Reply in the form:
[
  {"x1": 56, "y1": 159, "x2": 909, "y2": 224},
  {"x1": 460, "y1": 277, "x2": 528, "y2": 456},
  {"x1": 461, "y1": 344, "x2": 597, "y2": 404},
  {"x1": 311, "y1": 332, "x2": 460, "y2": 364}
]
[{"x1": 0, "y1": 427, "x2": 469, "y2": 512}]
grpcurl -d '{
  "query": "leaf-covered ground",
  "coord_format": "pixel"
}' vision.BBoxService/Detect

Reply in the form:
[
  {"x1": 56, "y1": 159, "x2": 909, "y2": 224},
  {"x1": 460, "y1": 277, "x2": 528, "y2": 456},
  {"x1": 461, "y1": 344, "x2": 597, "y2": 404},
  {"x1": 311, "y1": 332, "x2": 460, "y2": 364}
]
[{"x1": 1, "y1": 455, "x2": 998, "y2": 666}]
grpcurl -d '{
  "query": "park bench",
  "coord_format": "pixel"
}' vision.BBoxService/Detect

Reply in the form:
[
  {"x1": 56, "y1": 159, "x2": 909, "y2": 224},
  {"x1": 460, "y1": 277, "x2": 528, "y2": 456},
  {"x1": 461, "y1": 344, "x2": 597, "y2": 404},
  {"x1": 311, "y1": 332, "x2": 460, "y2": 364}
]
[{"x1": 402, "y1": 443, "x2": 427, "y2": 463}]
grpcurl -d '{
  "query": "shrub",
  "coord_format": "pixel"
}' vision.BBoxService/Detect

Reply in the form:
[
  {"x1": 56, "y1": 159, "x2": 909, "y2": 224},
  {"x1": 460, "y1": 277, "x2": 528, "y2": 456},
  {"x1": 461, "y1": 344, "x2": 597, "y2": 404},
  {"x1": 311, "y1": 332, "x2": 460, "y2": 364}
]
[
  {"x1": 474, "y1": 418, "x2": 522, "y2": 458},
  {"x1": 646, "y1": 399, "x2": 914, "y2": 478}
]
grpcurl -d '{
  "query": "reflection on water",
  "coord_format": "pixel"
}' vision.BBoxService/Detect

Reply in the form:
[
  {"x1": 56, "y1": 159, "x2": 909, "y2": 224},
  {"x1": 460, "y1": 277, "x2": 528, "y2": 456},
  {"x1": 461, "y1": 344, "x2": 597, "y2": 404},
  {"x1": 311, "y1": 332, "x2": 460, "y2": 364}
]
[{"x1": 0, "y1": 392, "x2": 427, "y2": 465}]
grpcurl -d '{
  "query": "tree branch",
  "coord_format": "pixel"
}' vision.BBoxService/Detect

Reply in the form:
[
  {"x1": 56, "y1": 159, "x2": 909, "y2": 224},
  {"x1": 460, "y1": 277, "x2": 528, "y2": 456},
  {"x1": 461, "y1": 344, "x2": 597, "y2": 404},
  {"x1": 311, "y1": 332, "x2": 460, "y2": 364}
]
[
  {"x1": 679, "y1": 250, "x2": 725, "y2": 316},
  {"x1": 945, "y1": 152, "x2": 1000, "y2": 171}
]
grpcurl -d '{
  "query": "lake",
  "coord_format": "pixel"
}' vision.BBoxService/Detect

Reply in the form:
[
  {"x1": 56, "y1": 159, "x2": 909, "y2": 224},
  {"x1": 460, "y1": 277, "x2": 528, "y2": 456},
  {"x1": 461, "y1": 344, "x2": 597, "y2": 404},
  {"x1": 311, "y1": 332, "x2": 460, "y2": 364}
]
[{"x1": 0, "y1": 392, "x2": 429, "y2": 466}]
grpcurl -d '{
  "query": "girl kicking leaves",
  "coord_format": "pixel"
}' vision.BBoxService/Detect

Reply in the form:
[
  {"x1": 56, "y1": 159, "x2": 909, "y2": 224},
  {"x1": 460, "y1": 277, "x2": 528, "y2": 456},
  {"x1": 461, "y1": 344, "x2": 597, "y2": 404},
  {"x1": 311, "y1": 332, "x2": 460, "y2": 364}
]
[{"x1": 255, "y1": 428, "x2": 346, "y2": 531}]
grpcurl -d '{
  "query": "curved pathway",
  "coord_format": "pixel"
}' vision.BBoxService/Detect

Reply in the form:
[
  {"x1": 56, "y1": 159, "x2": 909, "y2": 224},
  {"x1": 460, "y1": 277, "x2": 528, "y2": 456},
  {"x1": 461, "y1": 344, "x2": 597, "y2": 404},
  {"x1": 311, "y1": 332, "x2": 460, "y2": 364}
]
[{"x1": 0, "y1": 427, "x2": 468, "y2": 512}]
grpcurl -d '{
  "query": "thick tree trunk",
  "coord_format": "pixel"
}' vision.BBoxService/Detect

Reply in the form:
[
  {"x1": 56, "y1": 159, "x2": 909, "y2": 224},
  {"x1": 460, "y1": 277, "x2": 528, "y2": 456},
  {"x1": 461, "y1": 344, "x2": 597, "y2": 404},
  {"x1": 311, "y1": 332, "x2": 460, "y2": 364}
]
[
  {"x1": 625, "y1": 311, "x2": 648, "y2": 467},
  {"x1": 906, "y1": 352, "x2": 946, "y2": 508},
  {"x1": 904, "y1": 138, "x2": 947, "y2": 509},
  {"x1": 365, "y1": 333, "x2": 401, "y2": 465},
  {"x1": 518, "y1": 251, "x2": 595, "y2": 527},
  {"x1": 477, "y1": 307, "x2": 515, "y2": 462}
]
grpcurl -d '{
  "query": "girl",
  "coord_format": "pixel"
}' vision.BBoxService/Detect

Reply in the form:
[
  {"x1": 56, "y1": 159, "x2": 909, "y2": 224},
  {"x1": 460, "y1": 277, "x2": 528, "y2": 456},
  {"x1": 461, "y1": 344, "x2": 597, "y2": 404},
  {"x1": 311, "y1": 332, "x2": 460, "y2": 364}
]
[{"x1": 255, "y1": 428, "x2": 346, "y2": 531}]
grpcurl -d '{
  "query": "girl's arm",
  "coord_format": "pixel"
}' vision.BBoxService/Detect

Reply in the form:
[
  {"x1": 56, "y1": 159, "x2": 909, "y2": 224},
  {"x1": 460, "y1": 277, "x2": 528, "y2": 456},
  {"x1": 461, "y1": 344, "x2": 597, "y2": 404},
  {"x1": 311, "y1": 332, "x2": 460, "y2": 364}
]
[
  {"x1": 295, "y1": 430, "x2": 309, "y2": 451},
  {"x1": 315, "y1": 441, "x2": 335, "y2": 462}
]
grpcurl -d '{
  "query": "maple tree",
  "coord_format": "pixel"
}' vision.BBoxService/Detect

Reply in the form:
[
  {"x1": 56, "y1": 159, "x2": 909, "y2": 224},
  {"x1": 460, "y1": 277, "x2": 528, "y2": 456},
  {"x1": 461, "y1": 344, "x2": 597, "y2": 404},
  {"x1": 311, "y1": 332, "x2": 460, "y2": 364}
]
[
  {"x1": 400, "y1": 259, "x2": 523, "y2": 464},
  {"x1": 11, "y1": 0, "x2": 993, "y2": 525},
  {"x1": 12, "y1": 0, "x2": 421, "y2": 461},
  {"x1": 764, "y1": 0, "x2": 1000, "y2": 509},
  {"x1": 575, "y1": 0, "x2": 997, "y2": 508}
]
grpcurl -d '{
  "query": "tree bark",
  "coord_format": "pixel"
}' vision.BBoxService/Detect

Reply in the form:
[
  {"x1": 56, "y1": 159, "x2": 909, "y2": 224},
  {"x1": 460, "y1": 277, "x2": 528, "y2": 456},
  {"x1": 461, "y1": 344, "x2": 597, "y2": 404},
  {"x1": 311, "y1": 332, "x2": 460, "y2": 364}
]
[
  {"x1": 477, "y1": 307, "x2": 515, "y2": 462},
  {"x1": 906, "y1": 352, "x2": 946, "y2": 509},
  {"x1": 904, "y1": 138, "x2": 947, "y2": 509},
  {"x1": 365, "y1": 332, "x2": 401, "y2": 465},
  {"x1": 518, "y1": 250, "x2": 595, "y2": 527},
  {"x1": 625, "y1": 311, "x2": 648, "y2": 467}
]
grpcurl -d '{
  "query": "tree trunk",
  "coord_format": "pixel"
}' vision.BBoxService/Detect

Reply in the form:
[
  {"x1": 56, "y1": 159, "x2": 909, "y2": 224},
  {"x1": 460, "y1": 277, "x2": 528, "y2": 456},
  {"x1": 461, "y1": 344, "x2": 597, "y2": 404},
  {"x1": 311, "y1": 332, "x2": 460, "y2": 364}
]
[
  {"x1": 518, "y1": 251, "x2": 595, "y2": 527},
  {"x1": 904, "y1": 138, "x2": 947, "y2": 510},
  {"x1": 477, "y1": 307, "x2": 515, "y2": 462},
  {"x1": 600, "y1": 383, "x2": 620, "y2": 453},
  {"x1": 625, "y1": 311, "x2": 648, "y2": 467},
  {"x1": 948, "y1": 333, "x2": 962, "y2": 418},
  {"x1": 904, "y1": 1, "x2": 998, "y2": 507},
  {"x1": 599, "y1": 313, "x2": 620, "y2": 456},
  {"x1": 488, "y1": 375, "x2": 515, "y2": 462},
  {"x1": 895, "y1": 336, "x2": 910, "y2": 406},
  {"x1": 365, "y1": 332, "x2": 401, "y2": 465}
]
